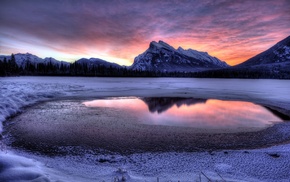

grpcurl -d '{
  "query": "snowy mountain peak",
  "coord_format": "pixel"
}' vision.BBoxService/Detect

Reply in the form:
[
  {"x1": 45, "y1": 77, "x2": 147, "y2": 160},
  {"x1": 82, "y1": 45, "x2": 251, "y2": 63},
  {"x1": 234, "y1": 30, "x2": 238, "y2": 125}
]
[
  {"x1": 176, "y1": 47, "x2": 228, "y2": 67},
  {"x1": 131, "y1": 41, "x2": 229, "y2": 72},
  {"x1": 14, "y1": 53, "x2": 44, "y2": 67},
  {"x1": 237, "y1": 35, "x2": 290, "y2": 67},
  {"x1": 149, "y1": 40, "x2": 175, "y2": 52},
  {"x1": 14, "y1": 52, "x2": 33, "y2": 56},
  {"x1": 0, "y1": 53, "x2": 70, "y2": 68},
  {"x1": 0, "y1": 53, "x2": 122, "y2": 69},
  {"x1": 75, "y1": 57, "x2": 122, "y2": 68},
  {"x1": 15, "y1": 53, "x2": 39, "y2": 59},
  {"x1": 158, "y1": 40, "x2": 175, "y2": 49}
]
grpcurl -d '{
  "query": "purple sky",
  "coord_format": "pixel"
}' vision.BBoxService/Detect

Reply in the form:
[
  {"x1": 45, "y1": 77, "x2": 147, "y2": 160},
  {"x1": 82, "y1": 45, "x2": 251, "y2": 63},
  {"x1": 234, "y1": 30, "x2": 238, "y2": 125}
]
[{"x1": 0, "y1": 0, "x2": 289, "y2": 65}]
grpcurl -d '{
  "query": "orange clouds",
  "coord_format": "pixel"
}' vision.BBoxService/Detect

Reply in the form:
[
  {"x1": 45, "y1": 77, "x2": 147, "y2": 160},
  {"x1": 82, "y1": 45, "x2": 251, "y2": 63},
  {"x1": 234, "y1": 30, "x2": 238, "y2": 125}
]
[{"x1": 0, "y1": 0, "x2": 289, "y2": 65}]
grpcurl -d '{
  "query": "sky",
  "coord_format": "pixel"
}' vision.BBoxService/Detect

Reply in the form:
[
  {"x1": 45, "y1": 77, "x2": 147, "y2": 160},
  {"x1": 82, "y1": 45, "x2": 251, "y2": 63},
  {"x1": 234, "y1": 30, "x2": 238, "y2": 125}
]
[{"x1": 0, "y1": 0, "x2": 289, "y2": 66}]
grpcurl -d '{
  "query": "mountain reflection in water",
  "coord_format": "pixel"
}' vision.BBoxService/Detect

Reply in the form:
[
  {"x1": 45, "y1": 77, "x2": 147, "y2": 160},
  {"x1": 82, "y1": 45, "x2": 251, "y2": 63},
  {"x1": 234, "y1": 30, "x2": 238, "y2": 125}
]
[
  {"x1": 142, "y1": 97, "x2": 206, "y2": 113},
  {"x1": 83, "y1": 97, "x2": 283, "y2": 131}
]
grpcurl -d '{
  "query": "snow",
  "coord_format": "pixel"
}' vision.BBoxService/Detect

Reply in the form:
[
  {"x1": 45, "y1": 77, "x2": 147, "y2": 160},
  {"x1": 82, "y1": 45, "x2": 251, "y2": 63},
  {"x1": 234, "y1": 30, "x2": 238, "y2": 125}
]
[
  {"x1": 75, "y1": 58, "x2": 121, "y2": 68},
  {"x1": 177, "y1": 47, "x2": 228, "y2": 67},
  {"x1": 1, "y1": 77, "x2": 290, "y2": 181},
  {"x1": 274, "y1": 45, "x2": 290, "y2": 61},
  {"x1": 150, "y1": 41, "x2": 176, "y2": 51},
  {"x1": 131, "y1": 41, "x2": 229, "y2": 71},
  {"x1": 0, "y1": 53, "x2": 70, "y2": 69},
  {"x1": 0, "y1": 78, "x2": 84, "y2": 133},
  {"x1": 0, "y1": 151, "x2": 50, "y2": 182},
  {"x1": 2, "y1": 144, "x2": 290, "y2": 181}
]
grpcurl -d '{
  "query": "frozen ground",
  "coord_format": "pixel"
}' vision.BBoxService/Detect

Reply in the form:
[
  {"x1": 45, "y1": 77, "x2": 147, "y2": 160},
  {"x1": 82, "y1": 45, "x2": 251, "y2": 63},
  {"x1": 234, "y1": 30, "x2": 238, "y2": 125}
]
[{"x1": 1, "y1": 76, "x2": 290, "y2": 181}]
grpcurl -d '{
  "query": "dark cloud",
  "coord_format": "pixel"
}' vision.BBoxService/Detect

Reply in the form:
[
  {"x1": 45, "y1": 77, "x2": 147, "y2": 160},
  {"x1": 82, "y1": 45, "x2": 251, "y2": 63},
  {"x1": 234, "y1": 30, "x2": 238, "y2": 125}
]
[{"x1": 0, "y1": 0, "x2": 290, "y2": 65}]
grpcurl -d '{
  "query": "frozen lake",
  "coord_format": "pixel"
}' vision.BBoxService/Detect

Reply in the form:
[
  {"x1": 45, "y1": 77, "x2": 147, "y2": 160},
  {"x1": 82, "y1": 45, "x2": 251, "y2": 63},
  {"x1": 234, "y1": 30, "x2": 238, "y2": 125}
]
[{"x1": 1, "y1": 77, "x2": 290, "y2": 181}]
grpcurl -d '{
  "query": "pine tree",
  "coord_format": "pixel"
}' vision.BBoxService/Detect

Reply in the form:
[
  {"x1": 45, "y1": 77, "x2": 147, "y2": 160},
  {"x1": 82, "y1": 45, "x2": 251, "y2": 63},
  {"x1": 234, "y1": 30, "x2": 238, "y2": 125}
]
[
  {"x1": 9, "y1": 54, "x2": 19, "y2": 74},
  {"x1": 0, "y1": 59, "x2": 5, "y2": 76}
]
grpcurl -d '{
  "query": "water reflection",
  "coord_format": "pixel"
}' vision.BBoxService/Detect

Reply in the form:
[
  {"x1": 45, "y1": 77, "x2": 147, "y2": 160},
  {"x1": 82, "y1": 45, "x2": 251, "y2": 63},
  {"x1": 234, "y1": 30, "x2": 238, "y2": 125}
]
[
  {"x1": 142, "y1": 97, "x2": 206, "y2": 113},
  {"x1": 83, "y1": 97, "x2": 283, "y2": 131}
]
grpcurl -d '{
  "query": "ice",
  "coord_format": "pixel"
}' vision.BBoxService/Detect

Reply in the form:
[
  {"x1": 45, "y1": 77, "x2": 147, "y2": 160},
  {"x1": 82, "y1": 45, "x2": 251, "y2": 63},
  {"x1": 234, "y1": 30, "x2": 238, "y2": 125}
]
[
  {"x1": 0, "y1": 76, "x2": 290, "y2": 181},
  {"x1": 0, "y1": 78, "x2": 81, "y2": 132}
]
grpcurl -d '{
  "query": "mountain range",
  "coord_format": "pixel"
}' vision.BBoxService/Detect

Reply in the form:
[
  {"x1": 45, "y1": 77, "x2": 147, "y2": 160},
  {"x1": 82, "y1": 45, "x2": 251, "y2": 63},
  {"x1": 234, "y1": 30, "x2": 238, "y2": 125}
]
[
  {"x1": 0, "y1": 54, "x2": 121, "y2": 69},
  {"x1": 0, "y1": 35, "x2": 289, "y2": 78},
  {"x1": 0, "y1": 40, "x2": 228, "y2": 72}
]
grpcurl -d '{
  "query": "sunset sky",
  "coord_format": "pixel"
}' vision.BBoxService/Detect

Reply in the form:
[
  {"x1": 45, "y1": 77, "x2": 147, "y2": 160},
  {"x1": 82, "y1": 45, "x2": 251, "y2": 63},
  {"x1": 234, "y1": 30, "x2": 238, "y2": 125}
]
[{"x1": 0, "y1": 0, "x2": 289, "y2": 66}]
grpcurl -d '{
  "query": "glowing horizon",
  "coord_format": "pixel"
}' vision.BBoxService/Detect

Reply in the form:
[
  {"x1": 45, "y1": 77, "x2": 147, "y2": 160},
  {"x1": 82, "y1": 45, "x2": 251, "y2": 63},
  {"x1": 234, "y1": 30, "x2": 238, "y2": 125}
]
[{"x1": 1, "y1": 0, "x2": 289, "y2": 66}]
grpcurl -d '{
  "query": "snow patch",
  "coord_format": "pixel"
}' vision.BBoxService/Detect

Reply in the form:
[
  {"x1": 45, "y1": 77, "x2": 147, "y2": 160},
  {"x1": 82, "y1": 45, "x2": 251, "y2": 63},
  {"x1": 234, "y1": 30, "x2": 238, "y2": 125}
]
[
  {"x1": 0, "y1": 79, "x2": 83, "y2": 133},
  {"x1": 0, "y1": 151, "x2": 50, "y2": 182},
  {"x1": 131, "y1": 40, "x2": 229, "y2": 71}
]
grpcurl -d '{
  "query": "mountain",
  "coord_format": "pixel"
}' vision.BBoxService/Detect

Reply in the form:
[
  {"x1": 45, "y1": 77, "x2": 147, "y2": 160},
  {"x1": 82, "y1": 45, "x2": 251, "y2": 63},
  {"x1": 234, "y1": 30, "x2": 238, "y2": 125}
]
[
  {"x1": 0, "y1": 53, "x2": 70, "y2": 68},
  {"x1": 0, "y1": 53, "x2": 121, "y2": 69},
  {"x1": 130, "y1": 40, "x2": 229, "y2": 72},
  {"x1": 75, "y1": 58, "x2": 122, "y2": 68},
  {"x1": 0, "y1": 53, "x2": 128, "y2": 76},
  {"x1": 237, "y1": 36, "x2": 290, "y2": 67},
  {"x1": 221, "y1": 36, "x2": 290, "y2": 79}
]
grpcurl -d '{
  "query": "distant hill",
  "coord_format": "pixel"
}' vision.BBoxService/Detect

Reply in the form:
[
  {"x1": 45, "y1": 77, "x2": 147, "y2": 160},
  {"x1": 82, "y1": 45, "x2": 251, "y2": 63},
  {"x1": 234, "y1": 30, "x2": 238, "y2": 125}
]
[
  {"x1": 0, "y1": 53, "x2": 121, "y2": 69},
  {"x1": 192, "y1": 36, "x2": 290, "y2": 79},
  {"x1": 0, "y1": 53, "x2": 124, "y2": 76},
  {"x1": 231, "y1": 36, "x2": 290, "y2": 78},
  {"x1": 0, "y1": 53, "x2": 70, "y2": 68},
  {"x1": 130, "y1": 40, "x2": 229, "y2": 72},
  {"x1": 75, "y1": 58, "x2": 122, "y2": 69}
]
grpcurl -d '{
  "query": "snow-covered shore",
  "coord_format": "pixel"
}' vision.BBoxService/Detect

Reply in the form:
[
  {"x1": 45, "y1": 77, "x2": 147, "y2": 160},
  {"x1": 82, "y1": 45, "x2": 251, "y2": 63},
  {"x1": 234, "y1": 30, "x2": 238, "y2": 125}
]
[
  {"x1": 1, "y1": 143, "x2": 290, "y2": 182},
  {"x1": 1, "y1": 76, "x2": 290, "y2": 181}
]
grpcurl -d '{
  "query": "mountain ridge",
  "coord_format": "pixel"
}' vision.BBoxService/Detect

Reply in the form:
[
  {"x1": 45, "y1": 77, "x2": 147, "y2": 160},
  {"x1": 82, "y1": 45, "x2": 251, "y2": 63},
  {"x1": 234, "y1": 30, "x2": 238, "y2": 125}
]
[
  {"x1": 130, "y1": 40, "x2": 229, "y2": 72},
  {"x1": 0, "y1": 53, "x2": 122, "y2": 69},
  {"x1": 236, "y1": 36, "x2": 290, "y2": 67}
]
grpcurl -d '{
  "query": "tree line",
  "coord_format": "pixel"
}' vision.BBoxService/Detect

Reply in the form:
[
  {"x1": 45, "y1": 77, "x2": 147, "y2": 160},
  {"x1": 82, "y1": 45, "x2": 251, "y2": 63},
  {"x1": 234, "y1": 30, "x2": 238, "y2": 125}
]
[
  {"x1": 0, "y1": 54, "x2": 185, "y2": 77},
  {"x1": 0, "y1": 54, "x2": 289, "y2": 79}
]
